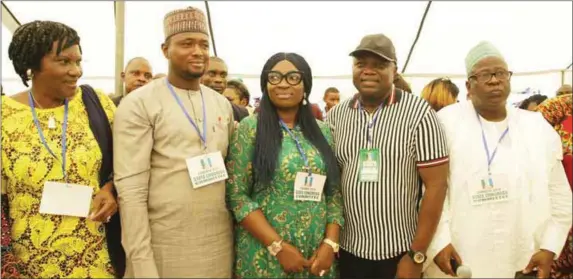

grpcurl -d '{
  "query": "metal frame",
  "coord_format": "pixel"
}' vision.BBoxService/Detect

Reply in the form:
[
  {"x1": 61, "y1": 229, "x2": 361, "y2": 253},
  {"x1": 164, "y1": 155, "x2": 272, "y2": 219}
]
[{"x1": 1, "y1": 2, "x2": 20, "y2": 34}]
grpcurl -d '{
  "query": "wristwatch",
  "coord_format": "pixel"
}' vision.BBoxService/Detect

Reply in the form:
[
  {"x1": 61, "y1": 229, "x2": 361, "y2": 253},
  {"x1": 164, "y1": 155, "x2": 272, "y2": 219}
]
[
  {"x1": 408, "y1": 249, "x2": 427, "y2": 264},
  {"x1": 322, "y1": 238, "x2": 340, "y2": 253},
  {"x1": 267, "y1": 240, "x2": 283, "y2": 256}
]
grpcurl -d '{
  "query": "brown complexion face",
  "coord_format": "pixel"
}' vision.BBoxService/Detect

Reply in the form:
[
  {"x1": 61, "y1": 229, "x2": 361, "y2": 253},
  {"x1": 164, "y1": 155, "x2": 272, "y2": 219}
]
[
  {"x1": 223, "y1": 87, "x2": 242, "y2": 106},
  {"x1": 201, "y1": 60, "x2": 228, "y2": 93},
  {"x1": 466, "y1": 56, "x2": 511, "y2": 112},
  {"x1": 33, "y1": 42, "x2": 82, "y2": 99},
  {"x1": 324, "y1": 91, "x2": 340, "y2": 110},
  {"x1": 121, "y1": 58, "x2": 153, "y2": 94},
  {"x1": 162, "y1": 32, "x2": 209, "y2": 80},
  {"x1": 267, "y1": 60, "x2": 305, "y2": 110},
  {"x1": 352, "y1": 52, "x2": 396, "y2": 102}
]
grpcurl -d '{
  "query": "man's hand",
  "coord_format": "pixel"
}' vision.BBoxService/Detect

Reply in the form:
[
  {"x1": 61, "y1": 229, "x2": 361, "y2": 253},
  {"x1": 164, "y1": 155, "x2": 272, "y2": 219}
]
[
  {"x1": 523, "y1": 249, "x2": 555, "y2": 279},
  {"x1": 396, "y1": 254, "x2": 422, "y2": 279},
  {"x1": 434, "y1": 244, "x2": 463, "y2": 276}
]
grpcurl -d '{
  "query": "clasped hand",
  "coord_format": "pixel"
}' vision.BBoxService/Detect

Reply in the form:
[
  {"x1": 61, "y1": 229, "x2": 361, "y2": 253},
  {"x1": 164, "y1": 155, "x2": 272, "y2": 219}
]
[{"x1": 276, "y1": 242, "x2": 335, "y2": 276}]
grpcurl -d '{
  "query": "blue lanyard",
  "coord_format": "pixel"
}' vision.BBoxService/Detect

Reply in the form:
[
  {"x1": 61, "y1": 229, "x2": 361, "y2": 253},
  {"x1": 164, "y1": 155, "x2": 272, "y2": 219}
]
[
  {"x1": 28, "y1": 92, "x2": 69, "y2": 182},
  {"x1": 166, "y1": 80, "x2": 207, "y2": 150},
  {"x1": 358, "y1": 102, "x2": 384, "y2": 147},
  {"x1": 279, "y1": 120, "x2": 311, "y2": 174},
  {"x1": 476, "y1": 112, "x2": 509, "y2": 175}
]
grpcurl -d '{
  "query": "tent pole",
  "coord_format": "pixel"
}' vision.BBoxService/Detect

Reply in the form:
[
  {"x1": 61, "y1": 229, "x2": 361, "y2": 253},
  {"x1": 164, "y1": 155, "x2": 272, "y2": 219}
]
[
  {"x1": 561, "y1": 70, "x2": 565, "y2": 85},
  {"x1": 115, "y1": 1, "x2": 126, "y2": 96},
  {"x1": 1, "y1": 2, "x2": 20, "y2": 34}
]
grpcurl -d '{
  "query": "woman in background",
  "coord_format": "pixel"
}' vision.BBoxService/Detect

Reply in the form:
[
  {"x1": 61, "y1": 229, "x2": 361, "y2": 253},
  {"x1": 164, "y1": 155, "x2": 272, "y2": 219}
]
[
  {"x1": 226, "y1": 52, "x2": 343, "y2": 278},
  {"x1": 420, "y1": 77, "x2": 459, "y2": 112},
  {"x1": 519, "y1": 94, "x2": 548, "y2": 111},
  {"x1": 2, "y1": 20, "x2": 123, "y2": 278}
]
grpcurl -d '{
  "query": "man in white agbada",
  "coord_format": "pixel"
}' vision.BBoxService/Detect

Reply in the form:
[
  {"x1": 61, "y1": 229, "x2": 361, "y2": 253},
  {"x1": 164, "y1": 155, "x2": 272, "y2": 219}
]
[{"x1": 423, "y1": 41, "x2": 572, "y2": 278}]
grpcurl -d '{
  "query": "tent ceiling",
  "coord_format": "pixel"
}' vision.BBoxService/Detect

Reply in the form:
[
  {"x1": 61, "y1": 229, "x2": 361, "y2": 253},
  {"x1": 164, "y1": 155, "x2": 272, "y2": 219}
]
[{"x1": 1, "y1": 1, "x2": 572, "y2": 98}]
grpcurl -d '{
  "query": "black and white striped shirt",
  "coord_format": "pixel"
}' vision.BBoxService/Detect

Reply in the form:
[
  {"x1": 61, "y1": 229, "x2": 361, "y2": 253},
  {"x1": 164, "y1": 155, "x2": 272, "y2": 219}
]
[{"x1": 326, "y1": 88, "x2": 449, "y2": 260}]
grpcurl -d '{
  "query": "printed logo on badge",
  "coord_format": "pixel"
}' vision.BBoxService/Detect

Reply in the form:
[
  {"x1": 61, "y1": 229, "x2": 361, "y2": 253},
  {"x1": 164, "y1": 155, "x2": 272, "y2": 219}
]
[{"x1": 186, "y1": 151, "x2": 228, "y2": 188}]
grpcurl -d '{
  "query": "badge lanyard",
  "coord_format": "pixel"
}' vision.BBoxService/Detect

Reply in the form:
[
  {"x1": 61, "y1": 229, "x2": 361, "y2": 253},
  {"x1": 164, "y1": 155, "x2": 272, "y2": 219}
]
[
  {"x1": 166, "y1": 80, "x2": 207, "y2": 151},
  {"x1": 358, "y1": 102, "x2": 384, "y2": 150},
  {"x1": 29, "y1": 91, "x2": 69, "y2": 182},
  {"x1": 279, "y1": 120, "x2": 313, "y2": 184},
  {"x1": 476, "y1": 112, "x2": 509, "y2": 176}
]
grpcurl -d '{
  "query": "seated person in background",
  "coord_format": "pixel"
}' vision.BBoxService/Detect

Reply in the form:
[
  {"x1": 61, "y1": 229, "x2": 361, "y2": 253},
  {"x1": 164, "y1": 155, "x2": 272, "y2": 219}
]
[
  {"x1": 201, "y1": 56, "x2": 249, "y2": 122},
  {"x1": 420, "y1": 77, "x2": 459, "y2": 112},
  {"x1": 519, "y1": 94, "x2": 548, "y2": 111},
  {"x1": 225, "y1": 79, "x2": 254, "y2": 115},
  {"x1": 394, "y1": 73, "x2": 412, "y2": 94},
  {"x1": 112, "y1": 57, "x2": 153, "y2": 106},
  {"x1": 556, "y1": 84, "x2": 572, "y2": 97}
]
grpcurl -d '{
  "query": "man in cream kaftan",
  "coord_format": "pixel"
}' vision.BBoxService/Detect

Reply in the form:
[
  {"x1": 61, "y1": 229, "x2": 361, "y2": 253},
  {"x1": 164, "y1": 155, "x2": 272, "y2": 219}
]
[
  {"x1": 424, "y1": 41, "x2": 572, "y2": 278},
  {"x1": 112, "y1": 6, "x2": 235, "y2": 279}
]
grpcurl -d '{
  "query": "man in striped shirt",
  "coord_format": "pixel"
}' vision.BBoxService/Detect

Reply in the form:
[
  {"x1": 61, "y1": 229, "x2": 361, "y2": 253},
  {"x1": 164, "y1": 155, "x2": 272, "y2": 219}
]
[{"x1": 326, "y1": 34, "x2": 449, "y2": 278}]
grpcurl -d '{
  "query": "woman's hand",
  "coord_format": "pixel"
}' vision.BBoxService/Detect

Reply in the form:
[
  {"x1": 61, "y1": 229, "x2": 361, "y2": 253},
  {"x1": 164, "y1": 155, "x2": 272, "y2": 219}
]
[
  {"x1": 89, "y1": 182, "x2": 118, "y2": 223},
  {"x1": 309, "y1": 243, "x2": 335, "y2": 277},
  {"x1": 276, "y1": 242, "x2": 311, "y2": 274}
]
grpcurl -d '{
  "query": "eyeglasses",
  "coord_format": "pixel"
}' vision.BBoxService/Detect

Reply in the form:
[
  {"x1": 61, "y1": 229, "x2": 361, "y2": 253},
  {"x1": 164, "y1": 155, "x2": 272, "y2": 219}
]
[
  {"x1": 267, "y1": 71, "x2": 303, "y2": 86},
  {"x1": 469, "y1": 70, "x2": 513, "y2": 84}
]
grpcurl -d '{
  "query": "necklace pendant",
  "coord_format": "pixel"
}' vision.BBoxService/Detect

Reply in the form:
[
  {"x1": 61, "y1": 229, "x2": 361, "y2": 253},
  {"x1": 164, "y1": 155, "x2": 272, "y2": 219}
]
[{"x1": 48, "y1": 116, "x2": 56, "y2": 129}]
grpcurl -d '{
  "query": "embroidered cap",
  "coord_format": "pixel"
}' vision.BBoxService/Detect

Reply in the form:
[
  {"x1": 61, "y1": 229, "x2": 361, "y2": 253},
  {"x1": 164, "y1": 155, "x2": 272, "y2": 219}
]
[{"x1": 164, "y1": 6, "x2": 209, "y2": 40}]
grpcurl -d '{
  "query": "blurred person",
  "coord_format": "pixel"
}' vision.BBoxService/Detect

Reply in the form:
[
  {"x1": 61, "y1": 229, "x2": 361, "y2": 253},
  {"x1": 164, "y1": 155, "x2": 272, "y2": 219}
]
[
  {"x1": 225, "y1": 79, "x2": 254, "y2": 115},
  {"x1": 420, "y1": 77, "x2": 459, "y2": 112},
  {"x1": 226, "y1": 52, "x2": 343, "y2": 278},
  {"x1": 112, "y1": 57, "x2": 153, "y2": 106},
  {"x1": 201, "y1": 56, "x2": 249, "y2": 122},
  {"x1": 113, "y1": 7, "x2": 234, "y2": 278},
  {"x1": 394, "y1": 73, "x2": 412, "y2": 94},
  {"x1": 323, "y1": 87, "x2": 341, "y2": 114},
  {"x1": 519, "y1": 94, "x2": 548, "y2": 111},
  {"x1": 556, "y1": 84, "x2": 572, "y2": 97},
  {"x1": 152, "y1": 73, "x2": 166, "y2": 80},
  {"x1": 310, "y1": 103, "x2": 324, "y2": 120},
  {"x1": 2, "y1": 20, "x2": 122, "y2": 278},
  {"x1": 536, "y1": 94, "x2": 573, "y2": 279},
  {"x1": 425, "y1": 41, "x2": 572, "y2": 278},
  {"x1": 328, "y1": 33, "x2": 449, "y2": 279}
]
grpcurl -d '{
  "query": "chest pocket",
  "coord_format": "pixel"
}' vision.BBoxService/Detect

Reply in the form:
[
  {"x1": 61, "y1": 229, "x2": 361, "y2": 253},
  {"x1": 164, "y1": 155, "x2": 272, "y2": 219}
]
[{"x1": 211, "y1": 115, "x2": 231, "y2": 157}]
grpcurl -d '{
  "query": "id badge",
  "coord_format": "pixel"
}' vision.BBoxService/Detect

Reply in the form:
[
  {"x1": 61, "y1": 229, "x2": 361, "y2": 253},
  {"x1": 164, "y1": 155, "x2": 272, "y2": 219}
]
[
  {"x1": 293, "y1": 172, "x2": 327, "y2": 202},
  {"x1": 39, "y1": 182, "x2": 94, "y2": 218},
  {"x1": 185, "y1": 151, "x2": 229, "y2": 188},
  {"x1": 469, "y1": 174, "x2": 510, "y2": 206},
  {"x1": 358, "y1": 149, "x2": 380, "y2": 182}
]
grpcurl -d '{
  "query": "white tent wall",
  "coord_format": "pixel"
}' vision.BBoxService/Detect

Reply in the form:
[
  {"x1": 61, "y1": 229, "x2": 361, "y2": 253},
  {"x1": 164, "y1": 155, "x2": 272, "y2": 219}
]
[{"x1": 2, "y1": 1, "x2": 571, "y2": 108}]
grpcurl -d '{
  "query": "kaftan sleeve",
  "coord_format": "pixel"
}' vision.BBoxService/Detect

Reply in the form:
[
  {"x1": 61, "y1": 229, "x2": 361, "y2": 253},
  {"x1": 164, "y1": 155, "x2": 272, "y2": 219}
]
[
  {"x1": 225, "y1": 116, "x2": 259, "y2": 222},
  {"x1": 113, "y1": 94, "x2": 159, "y2": 278}
]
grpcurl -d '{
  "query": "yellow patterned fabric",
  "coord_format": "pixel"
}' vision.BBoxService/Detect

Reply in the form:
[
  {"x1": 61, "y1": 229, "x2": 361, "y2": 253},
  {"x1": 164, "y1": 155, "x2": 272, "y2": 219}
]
[{"x1": 1, "y1": 87, "x2": 116, "y2": 278}]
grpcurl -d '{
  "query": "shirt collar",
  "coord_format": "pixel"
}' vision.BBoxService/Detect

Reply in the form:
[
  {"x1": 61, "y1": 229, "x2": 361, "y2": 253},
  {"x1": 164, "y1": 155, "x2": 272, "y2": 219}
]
[{"x1": 348, "y1": 85, "x2": 403, "y2": 110}]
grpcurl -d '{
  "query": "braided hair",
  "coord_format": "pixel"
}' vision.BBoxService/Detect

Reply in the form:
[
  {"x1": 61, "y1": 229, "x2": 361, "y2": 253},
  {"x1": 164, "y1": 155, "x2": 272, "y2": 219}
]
[
  {"x1": 8, "y1": 20, "x2": 81, "y2": 87},
  {"x1": 253, "y1": 52, "x2": 340, "y2": 194}
]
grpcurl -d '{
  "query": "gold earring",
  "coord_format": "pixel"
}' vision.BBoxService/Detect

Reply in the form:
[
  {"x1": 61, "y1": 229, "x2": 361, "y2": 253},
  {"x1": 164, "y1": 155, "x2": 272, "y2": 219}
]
[{"x1": 26, "y1": 69, "x2": 33, "y2": 80}]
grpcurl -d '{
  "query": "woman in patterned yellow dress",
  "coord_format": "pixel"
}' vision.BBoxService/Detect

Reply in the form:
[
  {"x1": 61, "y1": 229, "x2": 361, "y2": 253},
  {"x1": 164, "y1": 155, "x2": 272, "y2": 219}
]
[
  {"x1": 226, "y1": 52, "x2": 344, "y2": 278},
  {"x1": 1, "y1": 21, "x2": 121, "y2": 278}
]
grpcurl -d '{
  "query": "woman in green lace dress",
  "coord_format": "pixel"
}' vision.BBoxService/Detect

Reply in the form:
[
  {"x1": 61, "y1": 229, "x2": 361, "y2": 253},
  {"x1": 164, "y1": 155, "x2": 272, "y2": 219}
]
[{"x1": 226, "y1": 52, "x2": 344, "y2": 278}]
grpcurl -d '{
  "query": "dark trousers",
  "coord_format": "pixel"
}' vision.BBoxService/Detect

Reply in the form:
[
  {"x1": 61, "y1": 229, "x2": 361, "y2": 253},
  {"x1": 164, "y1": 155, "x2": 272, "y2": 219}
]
[{"x1": 339, "y1": 249, "x2": 405, "y2": 279}]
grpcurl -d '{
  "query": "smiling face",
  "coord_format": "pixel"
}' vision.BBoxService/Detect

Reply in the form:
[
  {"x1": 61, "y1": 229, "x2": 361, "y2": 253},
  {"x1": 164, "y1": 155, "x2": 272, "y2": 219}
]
[
  {"x1": 466, "y1": 56, "x2": 511, "y2": 112},
  {"x1": 162, "y1": 32, "x2": 209, "y2": 80},
  {"x1": 266, "y1": 60, "x2": 305, "y2": 110},
  {"x1": 34, "y1": 42, "x2": 83, "y2": 99},
  {"x1": 352, "y1": 51, "x2": 396, "y2": 101}
]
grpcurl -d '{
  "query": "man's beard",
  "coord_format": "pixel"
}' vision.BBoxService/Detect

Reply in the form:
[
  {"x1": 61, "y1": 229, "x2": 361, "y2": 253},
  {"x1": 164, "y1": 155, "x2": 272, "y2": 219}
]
[{"x1": 181, "y1": 70, "x2": 204, "y2": 79}]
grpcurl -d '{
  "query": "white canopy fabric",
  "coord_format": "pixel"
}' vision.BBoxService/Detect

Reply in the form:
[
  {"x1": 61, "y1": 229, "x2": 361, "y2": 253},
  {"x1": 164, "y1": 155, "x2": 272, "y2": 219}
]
[{"x1": 2, "y1": 1, "x2": 572, "y2": 106}]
